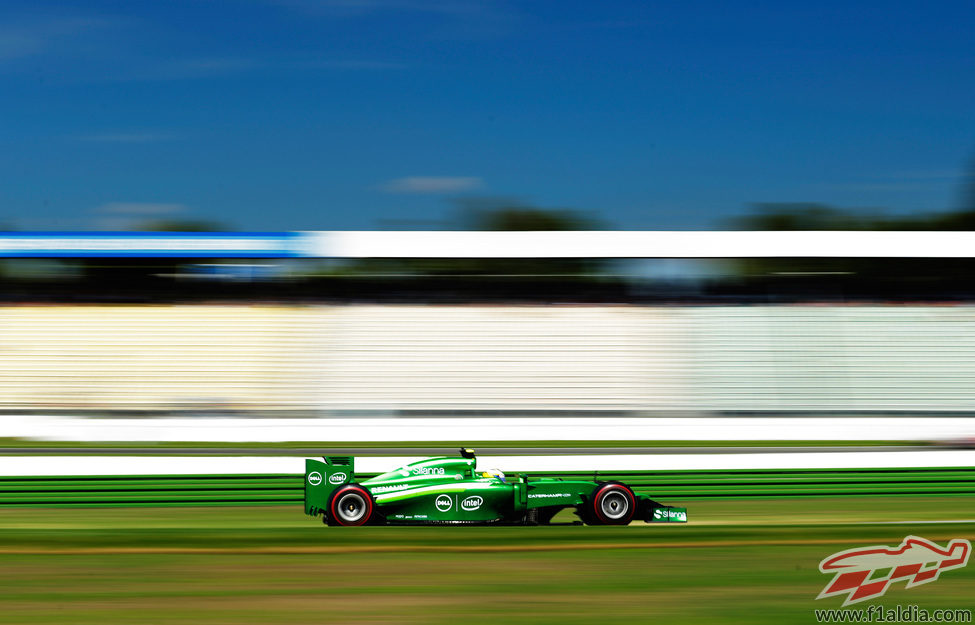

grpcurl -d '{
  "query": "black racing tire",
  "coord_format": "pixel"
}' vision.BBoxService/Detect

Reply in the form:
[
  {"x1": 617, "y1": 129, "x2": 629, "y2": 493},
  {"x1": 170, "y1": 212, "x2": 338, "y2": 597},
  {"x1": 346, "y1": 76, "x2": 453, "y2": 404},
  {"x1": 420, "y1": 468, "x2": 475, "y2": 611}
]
[
  {"x1": 327, "y1": 484, "x2": 376, "y2": 527},
  {"x1": 588, "y1": 482, "x2": 636, "y2": 526}
]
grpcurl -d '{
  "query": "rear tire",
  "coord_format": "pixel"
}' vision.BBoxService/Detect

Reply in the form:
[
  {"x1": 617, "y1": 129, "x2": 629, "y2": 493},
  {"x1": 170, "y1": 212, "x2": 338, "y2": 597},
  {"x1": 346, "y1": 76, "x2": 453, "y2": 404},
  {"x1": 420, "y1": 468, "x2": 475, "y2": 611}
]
[
  {"x1": 588, "y1": 483, "x2": 636, "y2": 525},
  {"x1": 327, "y1": 484, "x2": 375, "y2": 526}
]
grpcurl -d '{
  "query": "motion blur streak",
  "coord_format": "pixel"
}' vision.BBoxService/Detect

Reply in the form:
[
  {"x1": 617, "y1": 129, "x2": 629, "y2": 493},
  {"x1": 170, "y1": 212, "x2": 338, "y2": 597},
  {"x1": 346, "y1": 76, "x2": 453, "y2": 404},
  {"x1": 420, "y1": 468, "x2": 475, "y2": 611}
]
[
  {"x1": 2, "y1": 450, "x2": 975, "y2": 476},
  {"x1": 3, "y1": 305, "x2": 975, "y2": 414},
  {"x1": 5, "y1": 416, "x2": 975, "y2": 443}
]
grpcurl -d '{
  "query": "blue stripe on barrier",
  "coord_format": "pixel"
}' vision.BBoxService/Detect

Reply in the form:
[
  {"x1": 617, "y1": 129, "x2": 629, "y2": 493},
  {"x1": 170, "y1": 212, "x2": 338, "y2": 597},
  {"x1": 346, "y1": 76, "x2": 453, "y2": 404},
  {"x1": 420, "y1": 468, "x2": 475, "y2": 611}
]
[{"x1": 0, "y1": 232, "x2": 308, "y2": 258}]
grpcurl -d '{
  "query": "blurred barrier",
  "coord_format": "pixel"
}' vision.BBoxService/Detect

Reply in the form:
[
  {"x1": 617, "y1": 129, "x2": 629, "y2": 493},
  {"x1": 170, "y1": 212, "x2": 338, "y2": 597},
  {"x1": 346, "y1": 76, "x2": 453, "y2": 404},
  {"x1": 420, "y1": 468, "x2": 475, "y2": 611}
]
[
  {"x1": 543, "y1": 468, "x2": 975, "y2": 498},
  {"x1": 10, "y1": 415, "x2": 975, "y2": 442},
  {"x1": 0, "y1": 305, "x2": 321, "y2": 411},
  {"x1": 2, "y1": 304, "x2": 975, "y2": 413},
  {"x1": 0, "y1": 475, "x2": 301, "y2": 507},
  {"x1": 3, "y1": 451, "x2": 975, "y2": 475},
  {"x1": 8, "y1": 230, "x2": 975, "y2": 259},
  {"x1": 2, "y1": 467, "x2": 973, "y2": 507}
]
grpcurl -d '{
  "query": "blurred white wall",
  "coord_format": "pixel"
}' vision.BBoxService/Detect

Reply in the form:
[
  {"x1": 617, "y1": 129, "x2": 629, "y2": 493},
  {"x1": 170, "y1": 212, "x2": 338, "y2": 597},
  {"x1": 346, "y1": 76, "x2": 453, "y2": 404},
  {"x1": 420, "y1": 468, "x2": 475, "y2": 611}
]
[
  {"x1": 313, "y1": 305, "x2": 691, "y2": 411},
  {"x1": 1, "y1": 304, "x2": 974, "y2": 413},
  {"x1": 0, "y1": 306, "x2": 321, "y2": 410},
  {"x1": 685, "y1": 307, "x2": 975, "y2": 411}
]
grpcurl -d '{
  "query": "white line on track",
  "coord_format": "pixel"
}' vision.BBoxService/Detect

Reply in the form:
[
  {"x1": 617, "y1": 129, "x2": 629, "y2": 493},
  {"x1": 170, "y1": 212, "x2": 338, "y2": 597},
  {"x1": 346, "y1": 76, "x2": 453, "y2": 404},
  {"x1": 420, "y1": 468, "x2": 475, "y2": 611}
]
[
  {"x1": 5, "y1": 415, "x2": 975, "y2": 443},
  {"x1": 853, "y1": 520, "x2": 975, "y2": 524},
  {"x1": 2, "y1": 450, "x2": 974, "y2": 476}
]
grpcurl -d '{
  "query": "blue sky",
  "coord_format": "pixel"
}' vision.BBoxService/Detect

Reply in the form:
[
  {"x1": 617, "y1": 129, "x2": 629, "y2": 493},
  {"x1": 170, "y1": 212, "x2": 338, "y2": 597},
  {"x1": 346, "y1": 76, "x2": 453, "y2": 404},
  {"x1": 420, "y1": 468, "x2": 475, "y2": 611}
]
[{"x1": 1, "y1": 0, "x2": 974, "y2": 230}]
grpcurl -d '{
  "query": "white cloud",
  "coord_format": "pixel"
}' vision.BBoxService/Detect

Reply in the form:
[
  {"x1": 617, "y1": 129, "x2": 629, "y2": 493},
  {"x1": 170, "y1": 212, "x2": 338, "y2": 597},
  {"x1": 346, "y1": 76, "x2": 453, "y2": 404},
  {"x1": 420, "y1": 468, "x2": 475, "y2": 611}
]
[
  {"x1": 0, "y1": 16, "x2": 116, "y2": 63},
  {"x1": 77, "y1": 132, "x2": 177, "y2": 143},
  {"x1": 125, "y1": 56, "x2": 403, "y2": 82},
  {"x1": 308, "y1": 59, "x2": 407, "y2": 70},
  {"x1": 382, "y1": 176, "x2": 483, "y2": 194},
  {"x1": 274, "y1": 0, "x2": 521, "y2": 39},
  {"x1": 888, "y1": 170, "x2": 973, "y2": 180},
  {"x1": 279, "y1": 0, "x2": 496, "y2": 17},
  {"x1": 91, "y1": 203, "x2": 189, "y2": 230},
  {"x1": 94, "y1": 202, "x2": 187, "y2": 215},
  {"x1": 148, "y1": 57, "x2": 265, "y2": 80}
]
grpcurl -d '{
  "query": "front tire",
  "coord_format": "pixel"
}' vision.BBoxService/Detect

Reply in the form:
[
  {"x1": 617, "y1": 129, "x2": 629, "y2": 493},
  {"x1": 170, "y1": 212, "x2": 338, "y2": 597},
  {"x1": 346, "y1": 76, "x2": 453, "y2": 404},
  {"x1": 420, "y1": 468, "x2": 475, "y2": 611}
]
[
  {"x1": 327, "y1": 484, "x2": 375, "y2": 526},
  {"x1": 587, "y1": 483, "x2": 636, "y2": 525}
]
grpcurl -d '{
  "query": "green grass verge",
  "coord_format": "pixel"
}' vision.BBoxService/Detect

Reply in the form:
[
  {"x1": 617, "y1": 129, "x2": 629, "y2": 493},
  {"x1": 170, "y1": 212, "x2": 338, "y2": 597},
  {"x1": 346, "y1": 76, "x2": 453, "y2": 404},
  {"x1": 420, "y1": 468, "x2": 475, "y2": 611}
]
[
  {"x1": 4, "y1": 468, "x2": 973, "y2": 507},
  {"x1": 0, "y1": 497, "x2": 972, "y2": 624}
]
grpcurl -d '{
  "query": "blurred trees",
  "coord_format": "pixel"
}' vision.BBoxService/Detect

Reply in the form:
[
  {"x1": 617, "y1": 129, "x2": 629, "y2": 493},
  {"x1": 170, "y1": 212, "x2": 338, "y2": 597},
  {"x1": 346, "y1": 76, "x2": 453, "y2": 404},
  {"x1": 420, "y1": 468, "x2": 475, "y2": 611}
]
[
  {"x1": 71, "y1": 219, "x2": 233, "y2": 301},
  {"x1": 962, "y1": 153, "x2": 975, "y2": 214},
  {"x1": 452, "y1": 199, "x2": 601, "y2": 231},
  {"x1": 133, "y1": 219, "x2": 228, "y2": 232},
  {"x1": 343, "y1": 200, "x2": 609, "y2": 278},
  {"x1": 726, "y1": 196, "x2": 975, "y2": 300},
  {"x1": 446, "y1": 199, "x2": 607, "y2": 278},
  {"x1": 324, "y1": 200, "x2": 623, "y2": 301},
  {"x1": 734, "y1": 203, "x2": 878, "y2": 231}
]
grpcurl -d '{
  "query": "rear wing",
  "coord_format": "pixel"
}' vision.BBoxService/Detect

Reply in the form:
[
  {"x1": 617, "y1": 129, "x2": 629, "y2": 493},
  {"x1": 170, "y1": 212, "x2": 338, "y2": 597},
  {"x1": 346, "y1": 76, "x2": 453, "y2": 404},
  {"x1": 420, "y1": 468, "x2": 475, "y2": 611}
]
[{"x1": 304, "y1": 456, "x2": 354, "y2": 517}]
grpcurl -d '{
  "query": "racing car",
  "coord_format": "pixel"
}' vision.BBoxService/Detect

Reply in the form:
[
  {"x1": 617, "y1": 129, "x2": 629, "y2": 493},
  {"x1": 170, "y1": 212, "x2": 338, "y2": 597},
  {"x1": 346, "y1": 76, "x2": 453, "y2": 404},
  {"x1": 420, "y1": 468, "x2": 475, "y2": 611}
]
[{"x1": 304, "y1": 449, "x2": 687, "y2": 526}]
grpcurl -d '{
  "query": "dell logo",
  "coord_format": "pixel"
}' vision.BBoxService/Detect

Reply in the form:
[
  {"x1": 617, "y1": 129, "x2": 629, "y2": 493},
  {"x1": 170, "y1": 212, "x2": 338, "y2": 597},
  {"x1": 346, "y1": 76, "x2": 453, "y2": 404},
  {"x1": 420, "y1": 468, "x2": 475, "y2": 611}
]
[{"x1": 435, "y1": 495, "x2": 453, "y2": 512}]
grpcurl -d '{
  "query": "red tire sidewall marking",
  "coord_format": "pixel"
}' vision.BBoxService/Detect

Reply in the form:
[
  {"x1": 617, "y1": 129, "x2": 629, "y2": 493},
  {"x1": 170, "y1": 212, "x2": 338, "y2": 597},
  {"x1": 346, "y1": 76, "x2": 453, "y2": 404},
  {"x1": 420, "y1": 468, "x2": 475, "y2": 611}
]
[
  {"x1": 330, "y1": 485, "x2": 373, "y2": 526},
  {"x1": 591, "y1": 483, "x2": 635, "y2": 525}
]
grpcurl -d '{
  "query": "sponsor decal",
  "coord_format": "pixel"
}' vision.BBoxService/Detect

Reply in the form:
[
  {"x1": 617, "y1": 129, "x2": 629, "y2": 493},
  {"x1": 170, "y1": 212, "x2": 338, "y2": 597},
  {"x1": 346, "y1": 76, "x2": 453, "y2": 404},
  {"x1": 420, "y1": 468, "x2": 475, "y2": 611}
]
[
  {"x1": 528, "y1": 493, "x2": 570, "y2": 499},
  {"x1": 653, "y1": 508, "x2": 687, "y2": 522},
  {"x1": 816, "y1": 536, "x2": 971, "y2": 606},
  {"x1": 461, "y1": 496, "x2": 483, "y2": 511},
  {"x1": 435, "y1": 494, "x2": 453, "y2": 512},
  {"x1": 328, "y1": 472, "x2": 347, "y2": 484},
  {"x1": 412, "y1": 467, "x2": 446, "y2": 475},
  {"x1": 307, "y1": 471, "x2": 322, "y2": 486},
  {"x1": 369, "y1": 484, "x2": 409, "y2": 493}
]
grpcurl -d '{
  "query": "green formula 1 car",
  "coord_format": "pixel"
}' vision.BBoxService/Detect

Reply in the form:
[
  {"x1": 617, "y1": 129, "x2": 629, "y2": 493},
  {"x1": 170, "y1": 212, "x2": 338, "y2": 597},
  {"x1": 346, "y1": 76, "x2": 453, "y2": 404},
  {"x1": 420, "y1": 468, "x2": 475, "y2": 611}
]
[{"x1": 304, "y1": 449, "x2": 687, "y2": 526}]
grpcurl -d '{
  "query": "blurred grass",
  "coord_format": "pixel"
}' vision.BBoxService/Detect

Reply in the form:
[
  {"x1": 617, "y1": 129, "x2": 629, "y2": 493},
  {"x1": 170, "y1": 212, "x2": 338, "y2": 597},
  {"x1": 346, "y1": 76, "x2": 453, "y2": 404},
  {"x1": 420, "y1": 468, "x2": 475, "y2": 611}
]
[
  {"x1": 5, "y1": 468, "x2": 972, "y2": 508},
  {"x1": 0, "y1": 497, "x2": 972, "y2": 624}
]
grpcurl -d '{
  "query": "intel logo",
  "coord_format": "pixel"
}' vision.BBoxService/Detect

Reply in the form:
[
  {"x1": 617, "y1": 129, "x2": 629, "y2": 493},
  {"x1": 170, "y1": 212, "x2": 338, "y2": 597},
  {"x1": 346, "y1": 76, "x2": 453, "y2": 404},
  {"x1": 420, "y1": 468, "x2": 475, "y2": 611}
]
[
  {"x1": 307, "y1": 472, "x2": 322, "y2": 486},
  {"x1": 435, "y1": 495, "x2": 453, "y2": 512},
  {"x1": 329, "y1": 472, "x2": 347, "y2": 484},
  {"x1": 461, "y1": 496, "x2": 483, "y2": 511}
]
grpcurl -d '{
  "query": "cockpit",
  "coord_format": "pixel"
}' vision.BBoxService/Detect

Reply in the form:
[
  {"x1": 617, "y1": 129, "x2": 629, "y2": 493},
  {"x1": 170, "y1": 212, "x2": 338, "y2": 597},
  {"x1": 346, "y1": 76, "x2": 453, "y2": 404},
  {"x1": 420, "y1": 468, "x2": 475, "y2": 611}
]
[{"x1": 479, "y1": 468, "x2": 506, "y2": 483}]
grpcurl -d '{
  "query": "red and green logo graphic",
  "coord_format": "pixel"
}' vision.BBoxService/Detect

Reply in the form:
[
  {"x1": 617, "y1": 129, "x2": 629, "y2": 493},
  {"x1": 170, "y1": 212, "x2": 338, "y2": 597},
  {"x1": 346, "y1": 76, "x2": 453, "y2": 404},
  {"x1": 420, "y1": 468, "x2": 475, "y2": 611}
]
[{"x1": 817, "y1": 536, "x2": 970, "y2": 606}]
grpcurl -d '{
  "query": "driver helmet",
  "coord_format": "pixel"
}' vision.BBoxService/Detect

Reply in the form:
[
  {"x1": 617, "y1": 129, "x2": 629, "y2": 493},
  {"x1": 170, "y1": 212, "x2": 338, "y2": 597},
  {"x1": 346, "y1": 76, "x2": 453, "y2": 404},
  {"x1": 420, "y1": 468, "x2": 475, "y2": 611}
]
[{"x1": 480, "y1": 468, "x2": 506, "y2": 483}]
